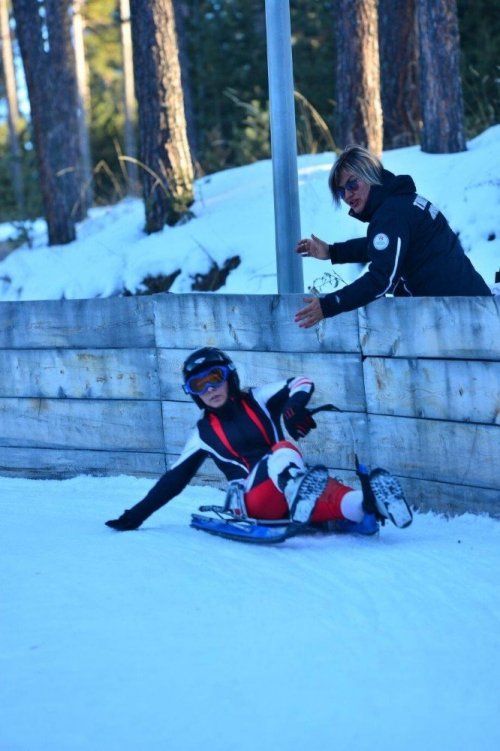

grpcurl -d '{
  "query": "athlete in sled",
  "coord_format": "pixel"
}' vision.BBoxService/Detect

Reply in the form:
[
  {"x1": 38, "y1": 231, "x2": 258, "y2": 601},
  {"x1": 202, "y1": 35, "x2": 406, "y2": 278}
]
[{"x1": 105, "y1": 347, "x2": 412, "y2": 542}]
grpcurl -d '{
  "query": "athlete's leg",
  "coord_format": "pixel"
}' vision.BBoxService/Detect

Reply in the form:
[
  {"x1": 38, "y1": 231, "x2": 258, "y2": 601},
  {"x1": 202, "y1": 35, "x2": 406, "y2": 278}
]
[
  {"x1": 245, "y1": 444, "x2": 367, "y2": 524},
  {"x1": 244, "y1": 441, "x2": 306, "y2": 519},
  {"x1": 311, "y1": 479, "x2": 364, "y2": 523}
]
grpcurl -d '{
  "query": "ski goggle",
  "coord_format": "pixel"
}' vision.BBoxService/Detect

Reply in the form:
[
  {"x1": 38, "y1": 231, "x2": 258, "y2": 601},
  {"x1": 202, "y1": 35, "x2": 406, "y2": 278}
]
[
  {"x1": 334, "y1": 178, "x2": 359, "y2": 200},
  {"x1": 183, "y1": 365, "x2": 231, "y2": 396}
]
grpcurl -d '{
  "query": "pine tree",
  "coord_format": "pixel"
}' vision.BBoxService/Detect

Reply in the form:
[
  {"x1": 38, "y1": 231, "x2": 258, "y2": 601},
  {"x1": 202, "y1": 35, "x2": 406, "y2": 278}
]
[
  {"x1": 333, "y1": 0, "x2": 383, "y2": 154},
  {"x1": 0, "y1": 0, "x2": 24, "y2": 213},
  {"x1": 12, "y1": 0, "x2": 86, "y2": 244},
  {"x1": 378, "y1": 0, "x2": 420, "y2": 149},
  {"x1": 417, "y1": 0, "x2": 466, "y2": 153},
  {"x1": 129, "y1": 0, "x2": 194, "y2": 232}
]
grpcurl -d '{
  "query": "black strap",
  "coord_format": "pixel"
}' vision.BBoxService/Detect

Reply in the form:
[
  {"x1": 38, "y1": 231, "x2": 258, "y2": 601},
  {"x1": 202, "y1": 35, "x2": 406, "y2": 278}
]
[{"x1": 309, "y1": 402, "x2": 342, "y2": 416}]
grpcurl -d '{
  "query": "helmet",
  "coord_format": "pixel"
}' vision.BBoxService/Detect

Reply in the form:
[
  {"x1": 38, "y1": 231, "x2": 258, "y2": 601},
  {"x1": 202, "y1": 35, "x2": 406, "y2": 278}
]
[{"x1": 182, "y1": 347, "x2": 240, "y2": 407}]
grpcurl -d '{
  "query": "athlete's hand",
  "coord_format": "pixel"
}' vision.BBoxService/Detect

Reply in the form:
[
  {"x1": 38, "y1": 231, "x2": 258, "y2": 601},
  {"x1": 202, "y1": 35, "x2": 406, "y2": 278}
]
[
  {"x1": 295, "y1": 234, "x2": 330, "y2": 260},
  {"x1": 283, "y1": 405, "x2": 317, "y2": 440},
  {"x1": 294, "y1": 296, "x2": 325, "y2": 329}
]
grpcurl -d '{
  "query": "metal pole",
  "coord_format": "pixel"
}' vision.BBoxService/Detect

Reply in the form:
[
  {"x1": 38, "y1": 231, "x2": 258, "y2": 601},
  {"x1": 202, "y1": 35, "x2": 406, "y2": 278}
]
[{"x1": 265, "y1": 0, "x2": 304, "y2": 293}]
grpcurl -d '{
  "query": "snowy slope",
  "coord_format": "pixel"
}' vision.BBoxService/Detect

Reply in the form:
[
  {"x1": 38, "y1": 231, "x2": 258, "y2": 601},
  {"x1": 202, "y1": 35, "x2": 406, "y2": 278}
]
[
  {"x1": 0, "y1": 126, "x2": 499, "y2": 301},
  {"x1": 2, "y1": 475, "x2": 500, "y2": 751}
]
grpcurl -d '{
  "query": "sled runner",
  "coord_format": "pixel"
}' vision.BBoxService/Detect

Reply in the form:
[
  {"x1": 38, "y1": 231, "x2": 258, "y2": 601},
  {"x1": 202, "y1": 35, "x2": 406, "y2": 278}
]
[
  {"x1": 191, "y1": 512, "x2": 297, "y2": 544},
  {"x1": 190, "y1": 464, "x2": 381, "y2": 546},
  {"x1": 190, "y1": 507, "x2": 380, "y2": 544}
]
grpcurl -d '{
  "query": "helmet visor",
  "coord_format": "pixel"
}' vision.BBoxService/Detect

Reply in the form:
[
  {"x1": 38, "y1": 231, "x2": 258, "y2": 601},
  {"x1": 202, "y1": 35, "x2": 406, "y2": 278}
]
[{"x1": 183, "y1": 365, "x2": 231, "y2": 396}]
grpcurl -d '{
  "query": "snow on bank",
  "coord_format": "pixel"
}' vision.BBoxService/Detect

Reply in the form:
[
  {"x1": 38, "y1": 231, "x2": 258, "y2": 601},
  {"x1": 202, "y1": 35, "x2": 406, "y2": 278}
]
[
  {"x1": 2, "y1": 475, "x2": 500, "y2": 751},
  {"x1": 0, "y1": 126, "x2": 499, "y2": 301}
]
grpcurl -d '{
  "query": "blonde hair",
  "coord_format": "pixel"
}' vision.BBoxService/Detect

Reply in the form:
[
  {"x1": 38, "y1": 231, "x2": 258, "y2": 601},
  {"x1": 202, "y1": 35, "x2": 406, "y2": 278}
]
[{"x1": 329, "y1": 145, "x2": 383, "y2": 206}]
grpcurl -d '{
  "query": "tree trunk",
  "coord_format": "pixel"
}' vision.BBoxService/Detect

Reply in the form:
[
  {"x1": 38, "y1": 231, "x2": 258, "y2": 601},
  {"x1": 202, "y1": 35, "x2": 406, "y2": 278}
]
[
  {"x1": 172, "y1": 0, "x2": 197, "y2": 161},
  {"x1": 417, "y1": 0, "x2": 466, "y2": 153},
  {"x1": 0, "y1": 0, "x2": 24, "y2": 213},
  {"x1": 12, "y1": 0, "x2": 85, "y2": 244},
  {"x1": 129, "y1": 0, "x2": 194, "y2": 233},
  {"x1": 334, "y1": 0, "x2": 383, "y2": 155},
  {"x1": 119, "y1": 0, "x2": 138, "y2": 189},
  {"x1": 379, "y1": 0, "x2": 421, "y2": 149},
  {"x1": 72, "y1": 0, "x2": 93, "y2": 210}
]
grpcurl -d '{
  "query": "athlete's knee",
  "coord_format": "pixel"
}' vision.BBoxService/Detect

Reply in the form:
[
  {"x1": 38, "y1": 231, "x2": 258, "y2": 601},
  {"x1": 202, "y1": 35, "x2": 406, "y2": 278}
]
[
  {"x1": 270, "y1": 440, "x2": 302, "y2": 454},
  {"x1": 267, "y1": 443, "x2": 306, "y2": 485}
]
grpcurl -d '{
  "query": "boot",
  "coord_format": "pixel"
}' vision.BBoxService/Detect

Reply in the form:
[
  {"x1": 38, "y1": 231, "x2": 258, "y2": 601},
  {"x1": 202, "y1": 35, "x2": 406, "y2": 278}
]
[
  {"x1": 356, "y1": 459, "x2": 412, "y2": 529},
  {"x1": 357, "y1": 468, "x2": 384, "y2": 521},
  {"x1": 367, "y1": 468, "x2": 413, "y2": 529},
  {"x1": 282, "y1": 465, "x2": 330, "y2": 524}
]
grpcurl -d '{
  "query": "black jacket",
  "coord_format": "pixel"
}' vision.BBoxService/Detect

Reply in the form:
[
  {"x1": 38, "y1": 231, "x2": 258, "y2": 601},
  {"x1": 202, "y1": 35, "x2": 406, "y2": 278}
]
[{"x1": 320, "y1": 170, "x2": 491, "y2": 318}]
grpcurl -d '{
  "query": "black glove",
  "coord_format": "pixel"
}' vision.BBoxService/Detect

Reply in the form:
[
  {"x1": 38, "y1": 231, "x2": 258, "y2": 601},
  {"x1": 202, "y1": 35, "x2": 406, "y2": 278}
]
[
  {"x1": 283, "y1": 404, "x2": 317, "y2": 440},
  {"x1": 105, "y1": 509, "x2": 143, "y2": 531}
]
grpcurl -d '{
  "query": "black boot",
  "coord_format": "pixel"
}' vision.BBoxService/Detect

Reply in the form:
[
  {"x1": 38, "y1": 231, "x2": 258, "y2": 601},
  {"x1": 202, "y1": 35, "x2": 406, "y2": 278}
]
[
  {"x1": 356, "y1": 456, "x2": 412, "y2": 529},
  {"x1": 358, "y1": 469, "x2": 385, "y2": 522},
  {"x1": 367, "y1": 468, "x2": 413, "y2": 529}
]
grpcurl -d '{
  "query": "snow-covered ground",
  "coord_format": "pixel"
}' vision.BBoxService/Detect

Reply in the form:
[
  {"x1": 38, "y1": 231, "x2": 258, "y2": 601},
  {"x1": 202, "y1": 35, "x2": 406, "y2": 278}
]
[
  {"x1": 2, "y1": 475, "x2": 500, "y2": 751},
  {"x1": 1, "y1": 130, "x2": 500, "y2": 749},
  {"x1": 0, "y1": 126, "x2": 499, "y2": 301}
]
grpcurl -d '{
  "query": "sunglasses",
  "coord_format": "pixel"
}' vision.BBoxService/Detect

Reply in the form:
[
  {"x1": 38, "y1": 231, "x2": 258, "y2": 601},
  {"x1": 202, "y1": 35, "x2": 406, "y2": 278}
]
[
  {"x1": 335, "y1": 177, "x2": 359, "y2": 200},
  {"x1": 183, "y1": 365, "x2": 231, "y2": 396}
]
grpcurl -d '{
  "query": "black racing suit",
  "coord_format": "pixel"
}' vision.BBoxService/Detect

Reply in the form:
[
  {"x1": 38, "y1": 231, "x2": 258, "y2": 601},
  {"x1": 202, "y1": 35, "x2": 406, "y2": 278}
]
[
  {"x1": 320, "y1": 170, "x2": 491, "y2": 319},
  {"x1": 124, "y1": 377, "x2": 314, "y2": 525}
]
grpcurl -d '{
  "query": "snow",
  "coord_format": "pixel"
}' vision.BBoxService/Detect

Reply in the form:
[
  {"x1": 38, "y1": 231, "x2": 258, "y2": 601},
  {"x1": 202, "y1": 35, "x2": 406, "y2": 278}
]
[
  {"x1": 1, "y1": 130, "x2": 500, "y2": 749},
  {"x1": 2, "y1": 476, "x2": 500, "y2": 750},
  {"x1": 0, "y1": 126, "x2": 499, "y2": 300}
]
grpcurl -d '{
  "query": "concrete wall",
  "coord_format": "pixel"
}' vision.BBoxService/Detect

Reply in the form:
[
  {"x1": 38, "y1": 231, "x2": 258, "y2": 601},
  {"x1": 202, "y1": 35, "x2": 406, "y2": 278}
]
[{"x1": 0, "y1": 293, "x2": 498, "y2": 515}]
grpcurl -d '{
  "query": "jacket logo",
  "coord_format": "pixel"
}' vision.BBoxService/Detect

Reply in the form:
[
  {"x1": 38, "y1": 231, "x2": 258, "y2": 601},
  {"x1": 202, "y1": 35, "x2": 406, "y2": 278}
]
[
  {"x1": 373, "y1": 233, "x2": 389, "y2": 250},
  {"x1": 413, "y1": 195, "x2": 428, "y2": 210},
  {"x1": 414, "y1": 194, "x2": 439, "y2": 220}
]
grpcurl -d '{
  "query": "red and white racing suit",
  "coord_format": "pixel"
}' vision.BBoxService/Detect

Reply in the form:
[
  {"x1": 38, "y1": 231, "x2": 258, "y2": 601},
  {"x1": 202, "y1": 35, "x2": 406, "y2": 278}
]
[{"x1": 129, "y1": 377, "x2": 355, "y2": 525}]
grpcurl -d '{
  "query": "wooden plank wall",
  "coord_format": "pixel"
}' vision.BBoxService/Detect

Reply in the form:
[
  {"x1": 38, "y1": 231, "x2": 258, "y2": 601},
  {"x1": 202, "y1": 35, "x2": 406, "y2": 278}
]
[
  {"x1": 0, "y1": 294, "x2": 498, "y2": 516},
  {"x1": 359, "y1": 298, "x2": 500, "y2": 515}
]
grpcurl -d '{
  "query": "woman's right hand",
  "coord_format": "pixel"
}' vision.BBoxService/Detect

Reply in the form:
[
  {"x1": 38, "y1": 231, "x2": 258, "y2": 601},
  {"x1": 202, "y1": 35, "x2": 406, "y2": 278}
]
[{"x1": 295, "y1": 234, "x2": 330, "y2": 260}]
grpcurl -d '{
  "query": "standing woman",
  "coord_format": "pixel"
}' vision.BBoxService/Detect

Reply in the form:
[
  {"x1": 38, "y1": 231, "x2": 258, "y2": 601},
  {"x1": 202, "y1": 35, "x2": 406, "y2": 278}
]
[{"x1": 294, "y1": 145, "x2": 491, "y2": 328}]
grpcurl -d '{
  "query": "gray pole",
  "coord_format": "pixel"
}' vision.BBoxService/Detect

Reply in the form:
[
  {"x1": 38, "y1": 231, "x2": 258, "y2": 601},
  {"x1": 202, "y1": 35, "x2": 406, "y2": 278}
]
[{"x1": 265, "y1": 0, "x2": 304, "y2": 293}]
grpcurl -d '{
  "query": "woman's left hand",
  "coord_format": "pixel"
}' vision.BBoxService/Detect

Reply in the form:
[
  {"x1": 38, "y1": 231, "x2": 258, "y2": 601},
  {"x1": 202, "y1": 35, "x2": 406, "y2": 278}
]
[{"x1": 294, "y1": 296, "x2": 325, "y2": 328}]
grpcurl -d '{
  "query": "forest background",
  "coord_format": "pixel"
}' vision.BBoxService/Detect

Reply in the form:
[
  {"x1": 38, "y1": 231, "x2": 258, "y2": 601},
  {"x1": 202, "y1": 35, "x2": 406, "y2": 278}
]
[{"x1": 0, "y1": 0, "x2": 499, "y2": 243}]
